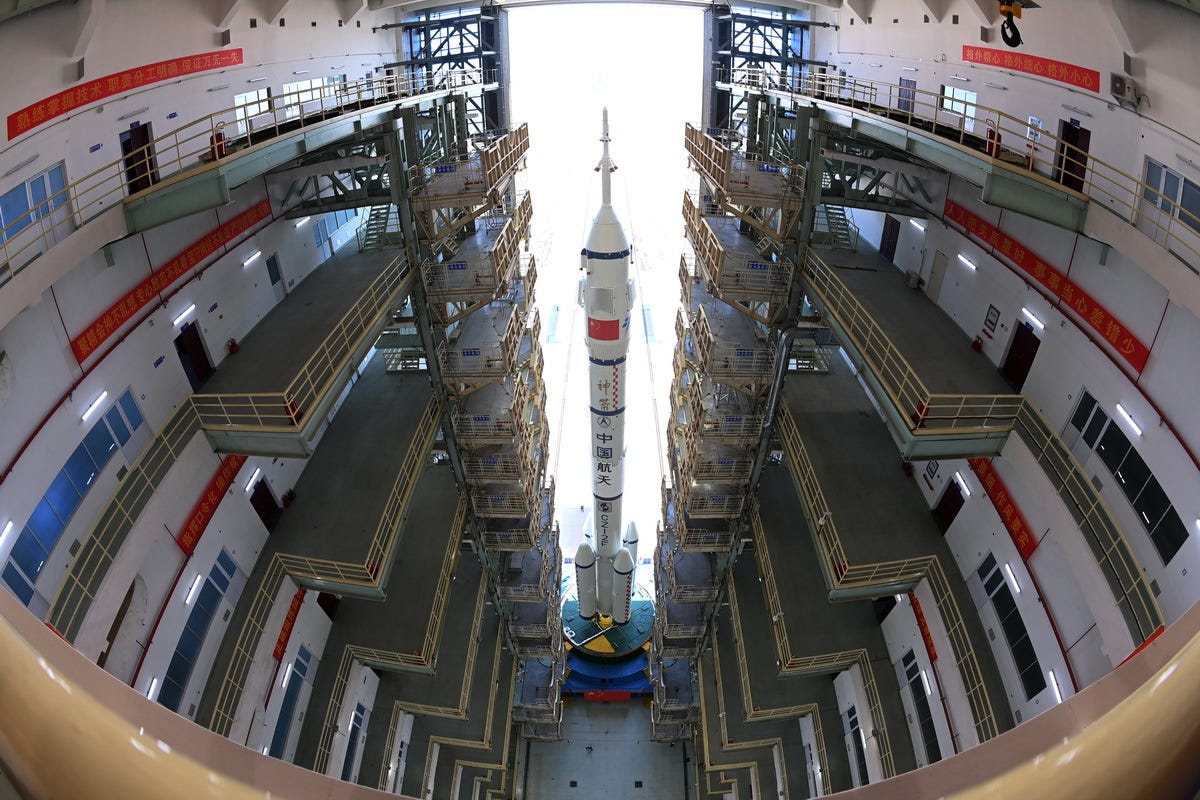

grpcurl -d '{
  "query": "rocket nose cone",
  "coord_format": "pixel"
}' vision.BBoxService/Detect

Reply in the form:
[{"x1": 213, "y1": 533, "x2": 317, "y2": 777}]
[
  {"x1": 575, "y1": 541, "x2": 596, "y2": 567},
  {"x1": 613, "y1": 547, "x2": 634, "y2": 573},
  {"x1": 624, "y1": 521, "x2": 639, "y2": 543}
]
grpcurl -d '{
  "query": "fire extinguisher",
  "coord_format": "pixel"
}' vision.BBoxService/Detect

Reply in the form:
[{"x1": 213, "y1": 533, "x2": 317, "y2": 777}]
[
  {"x1": 209, "y1": 121, "x2": 227, "y2": 161},
  {"x1": 985, "y1": 121, "x2": 1002, "y2": 158}
]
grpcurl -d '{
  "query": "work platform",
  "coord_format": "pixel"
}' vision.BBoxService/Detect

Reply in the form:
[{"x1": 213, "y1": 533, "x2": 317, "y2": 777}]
[
  {"x1": 718, "y1": 70, "x2": 1090, "y2": 234},
  {"x1": 649, "y1": 654, "x2": 699, "y2": 743},
  {"x1": 193, "y1": 244, "x2": 414, "y2": 456},
  {"x1": 697, "y1": 611, "x2": 844, "y2": 799},
  {"x1": 408, "y1": 123, "x2": 530, "y2": 243},
  {"x1": 421, "y1": 192, "x2": 534, "y2": 325},
  {"x1": 512, "y1": 655, "x2": 564, "y2": 741},
  {"x1": 195, "y1": 358, "x2": 440, "y2": 736},
  {"x1": 681, "y1": 192, "x2": 796, "y2": 326}
]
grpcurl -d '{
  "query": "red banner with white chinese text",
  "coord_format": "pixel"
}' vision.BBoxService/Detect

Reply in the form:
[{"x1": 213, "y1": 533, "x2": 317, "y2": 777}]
[
  {"x1": 961, "y1": 46, "x2": 1099, "y2": 92},
  {"x1": 176, "y1": 455, "x2": 248, "y2": 556},
  {"x1": 969, "y1": 458, "x2": 1038, "y2": 561}
]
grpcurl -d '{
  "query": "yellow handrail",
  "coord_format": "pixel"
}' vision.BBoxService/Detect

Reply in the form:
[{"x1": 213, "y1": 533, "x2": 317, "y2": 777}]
[
  {"x1": 0, "y1": 68, "x2": 493, "y2": 298},
  {"x1": 721, "y1": 67, "x2": 1200, "y2": 273}
]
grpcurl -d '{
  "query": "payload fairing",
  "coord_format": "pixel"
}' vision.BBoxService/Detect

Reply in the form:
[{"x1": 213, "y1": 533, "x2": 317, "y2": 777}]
[{"x1": 574, "y1": 110, "x2": 639, "y2": 625}]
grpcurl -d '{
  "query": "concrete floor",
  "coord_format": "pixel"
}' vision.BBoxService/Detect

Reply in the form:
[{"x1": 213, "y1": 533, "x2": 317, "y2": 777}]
[
  {"x1": 523, "y1": 702, "x2": 688, "y2": 800},
  {"x1": 814, "y1": 245, "x2": 1012, "y2": 396},
  {"x1": 204, "y1": 245, "x2": 400, "y2": 394}
]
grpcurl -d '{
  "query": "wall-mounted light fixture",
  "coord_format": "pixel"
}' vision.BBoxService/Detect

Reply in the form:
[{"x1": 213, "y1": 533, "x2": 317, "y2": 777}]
[
  {"x1": 984, "y1": 82, "x2": 1007, "y2": 90},
  {"x1": 1115, "y1": 403, "x2": 1142, "y2": 436},
  {"x1": 909, "y1": 219, "x2": 926, "y2": 232},
  {"x1": 1061, "y1": 103, "x2": 1092, "y2": 118},
  {"x1": 82, "y1": 390, "x2": 108, "y2": 422},
  {"x1": 185, "y1": 574, "x2": 204, "y2": 605},
  {"x1": 207, "y1": 84, "x2": 231, "y2": 93},
  {"x1": 3, "y1": 154, "x2": 39, "y2": 178},
  {"x1": 901, "y1": 66, "x2": 919, "y2": 72},
  {"x1": 957, "y1": 253, "x2": 977, "y2": 271},
  {"x1": 242, "y1": 251, "x2": 262, "y2": 267},
  {"x1": 1177, "y1": 153, "x2": 1199, "y2": 172},
  {"x1": 145, "y1": 677, "x2": 159, "y2": 701},
  {"x1": 117, "y1": 107, "x2": 150, "y2": 121},
  {"x1": 920, "y1": 669, "x2": 932, "y2": 696},
  {"x1": 949, "y1": 75, "x2": 970, "y2": 82},
  {"x1": 0, "y1": 521, "x2": 14, "y2": 548},
  {"x1": 1021, "y1": 307, "x2": 1045, "y2": 330},
  {"x1": 869, "y1": 62, "x2": 883, "y2": 68},
  {"x1": 172, "y1": 304, "x2": 196, "y2": 326},
  {"x1": 1003, "y1": 563, "x2": 1021, "y2": 594},
  {"x1": 244, "y1": 467, "x2": 262, "y2": 492},
  {"x1": 331, "y1": 65, "x2": 344, "y2": 69},
  {"x1": 954, "y1": 471, "x2": 971, "y2": 497},
  {"x1": 247, "y1": 76, "x2": 268, "y2": 83},
  {"x1": 294, "y1": 217, "x2": 310, "y2": 228},
  {"x1": 292, "y1": 69, "x2": 310, "y2": 75},
  {"x1": 1047, "y1": 669, "x2": 1063, "y2": 704}
]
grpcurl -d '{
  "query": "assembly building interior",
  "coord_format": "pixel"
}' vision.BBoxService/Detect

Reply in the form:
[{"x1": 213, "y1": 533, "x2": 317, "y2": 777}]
[{"x1": 1, "y1": 0, "x2": 1200, "y2": 798}]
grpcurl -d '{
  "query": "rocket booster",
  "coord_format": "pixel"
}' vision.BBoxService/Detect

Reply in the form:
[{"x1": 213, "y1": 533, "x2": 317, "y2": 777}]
[{"x1": 574, "y1": 109, "x2": 637, "y2": 624}]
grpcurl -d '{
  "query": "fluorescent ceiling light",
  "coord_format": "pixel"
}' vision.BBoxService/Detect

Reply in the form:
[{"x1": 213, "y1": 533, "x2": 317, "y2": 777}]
[
  {"x1": 294, "y1": 217, "x2": 310, "y2": 227},
  {"x1": 869, "y1": 62, "x2": 883, "y2": 68},
  {"x1": 949, "y1": 75, "x2": 970, "y2": 82},
  {"x1": 244, "y1": 467, "x2": 262, "y2": 492},
  {"x1": 185, "y1": 574, "x2": 204, "y2": 605},
  {"x1": 293, "y1": 69, "x2": 310, "y2": 75},
  {"x1": 172, "y1": 304, "x2": 196, "y2": 326},
  {"x1": 1048, "y1": 669, "x2": 1063, "y2": 704},
  {"x1": 957, "y1": 253, "x2": 977, "y2": 271},
  {"x1": 954, "y1": 471, "x2": 971, "y2": 497},
  {"x1": 901, "y1": 66, "x2": 918, "y2": 72},
  {"x1": 145, "y1": 677, "x2": 159, "y2": 700},
  {"x1": 281, "y1": 666, "x2": 292, "y2": 690},
  {"x1": 1003, "y1": 563, "x2": 1021, "y2": 594},
  {"x1": 243, "y1": 251, "x2": 262, "y2": 267},
  {"x1": 82, "y1": 390, "x2": 108, "y2": 422},
  {"x1": 117, "y1": 107, "x2": 149, "y2": 121},
  {"x1": 909, "y1": 219, "x2": 926, "y2": 232},
  {"x1": 920, "y1": 669, "x2": 932, "y2": 697},
  {"x1": 1021, "y1": 307, "x2": 1045, "y2": 330},
  {"x1": 247, "y1": 76, "x2": 268, "y2": 83},
  {"x1": 1115, "y1": 403, "x2": 1142, "y2": 436},
  {"x1": 0, "y1": 521, "x2": 14, "y2": 547}
]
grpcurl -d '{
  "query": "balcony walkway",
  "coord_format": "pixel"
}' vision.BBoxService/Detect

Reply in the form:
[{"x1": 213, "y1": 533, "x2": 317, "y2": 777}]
[{"x1": 813, "y1": 246, "x2": 1011, "y2": 396}]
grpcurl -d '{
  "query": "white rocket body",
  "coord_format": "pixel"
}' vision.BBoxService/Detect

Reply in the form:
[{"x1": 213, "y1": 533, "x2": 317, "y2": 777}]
[{"x1": 574, "y1": 109, "x2": 636, "y2": 621}]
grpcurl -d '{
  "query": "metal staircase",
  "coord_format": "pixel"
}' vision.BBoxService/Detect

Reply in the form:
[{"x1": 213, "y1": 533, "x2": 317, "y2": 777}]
[
  {"x1": 357, "y1": 204, "x2": 403, "y2": 252},
  {"x1": 811, "y1": 204, "x2": 859, "y2": 252}
]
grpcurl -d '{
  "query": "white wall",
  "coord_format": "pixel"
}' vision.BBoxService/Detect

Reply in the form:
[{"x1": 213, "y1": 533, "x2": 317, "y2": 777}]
[
  {"x1": 880, "y1": 593, "x2": 956, "y2": 766},
  {"x1": 324, "y1": 660, "x2": 379, "y2": 781},
  {"x1": 833, "y1": 665, "x2": 885, "y2": 786},
  {"x1": 244, "y1": 592, "x2": 334, "y2": 761}
]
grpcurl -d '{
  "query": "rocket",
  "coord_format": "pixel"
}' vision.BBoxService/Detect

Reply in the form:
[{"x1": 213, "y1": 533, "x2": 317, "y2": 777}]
[{"x1": 574, "y1": 110, "x2": 638, "y2": 625}]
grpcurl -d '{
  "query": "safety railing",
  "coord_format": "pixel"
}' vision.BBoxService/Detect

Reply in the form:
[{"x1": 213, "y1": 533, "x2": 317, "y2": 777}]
[
  {"x1": 799, "y1": 244, "x2": 1163, "y2": 642},
  {"x1": 408, "y1": 123, "x2": 529, "y2": 209},
  {"x1": 800, "y1": 247, "x2": 1019, "y2": 432},
  {"x1": 193, "y1": 251, "x2": 412, "y2": 430},
  {"x1": 775, "y1": 404, "x2": 1001, "y2": 742},
  {"x1": 682, "y1": 191, "x2": 725, "y2": 281},
  {"x1": 472, "y1": 481, "x2": 539, "y2": 518},
  {"x1": 724, "y1": 586, "x2": 820, "y2": 722},
  {"x1": 684, "y1": 122, "x2": 805, "y2": 204},
  {"x1": 207, "y1": 554, "x2": 290, "y2": 737},
  {"x1": 1013, "y1": 402, "x2": 1162, "y2": 642},
  {"x1": 47, "y1": 399, "x2": 202, "y2": 640},
  {"x1": 721, "y1": 67, "x2": 1200, "y2": 273},
  {"x1": 691, "y1": 451, "x2": 754, "y2": 484},
  {"x1": 0, "y1": 68, "x2": 493, "y2": 298},
  {"x1": 788, "y1": 339, "x2": 835, "y2": 374}
]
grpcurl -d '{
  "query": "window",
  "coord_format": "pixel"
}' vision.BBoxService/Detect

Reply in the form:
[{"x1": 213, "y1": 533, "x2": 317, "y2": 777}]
[
  {"x1": 979, "y1": 553, "x2": 1045, "y2": 699},
  {"x1": 342, "y1": 703, "x2": 367, "y2": 782},
  {"x1": 280, "y1": 77, "x2": 345, "y2": 119},
  {"x1": 2, "y1": 389, "x2": 145, "y2": 604},
  {"x1": 269, "y1": 645, "x2": 312, "y2": 758},
  {"x1": 158, "y1": 550, "x2": 238, "y2": 712},
  {"x1": 901, "y1": 650, "x2": 941, "y2": 763},
  {"x1": 1068, "y1": 390, "x2": 1191, "y2": 564},
  {"x1": 939, "y1": 86, "x2": 977, "y2": 132},
  {"x1": 233, "y1": 88, "x2": 271, "y2": 135},
  {"x1": 1143, "y1": 159, "x2": 1200, "y2": 235},
  {"x1": 0, "y1": 162, "x2": 69, "y2": 244},
  {"x1": 843, "y1": 705, "x2": 870, "y2": 787}
]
